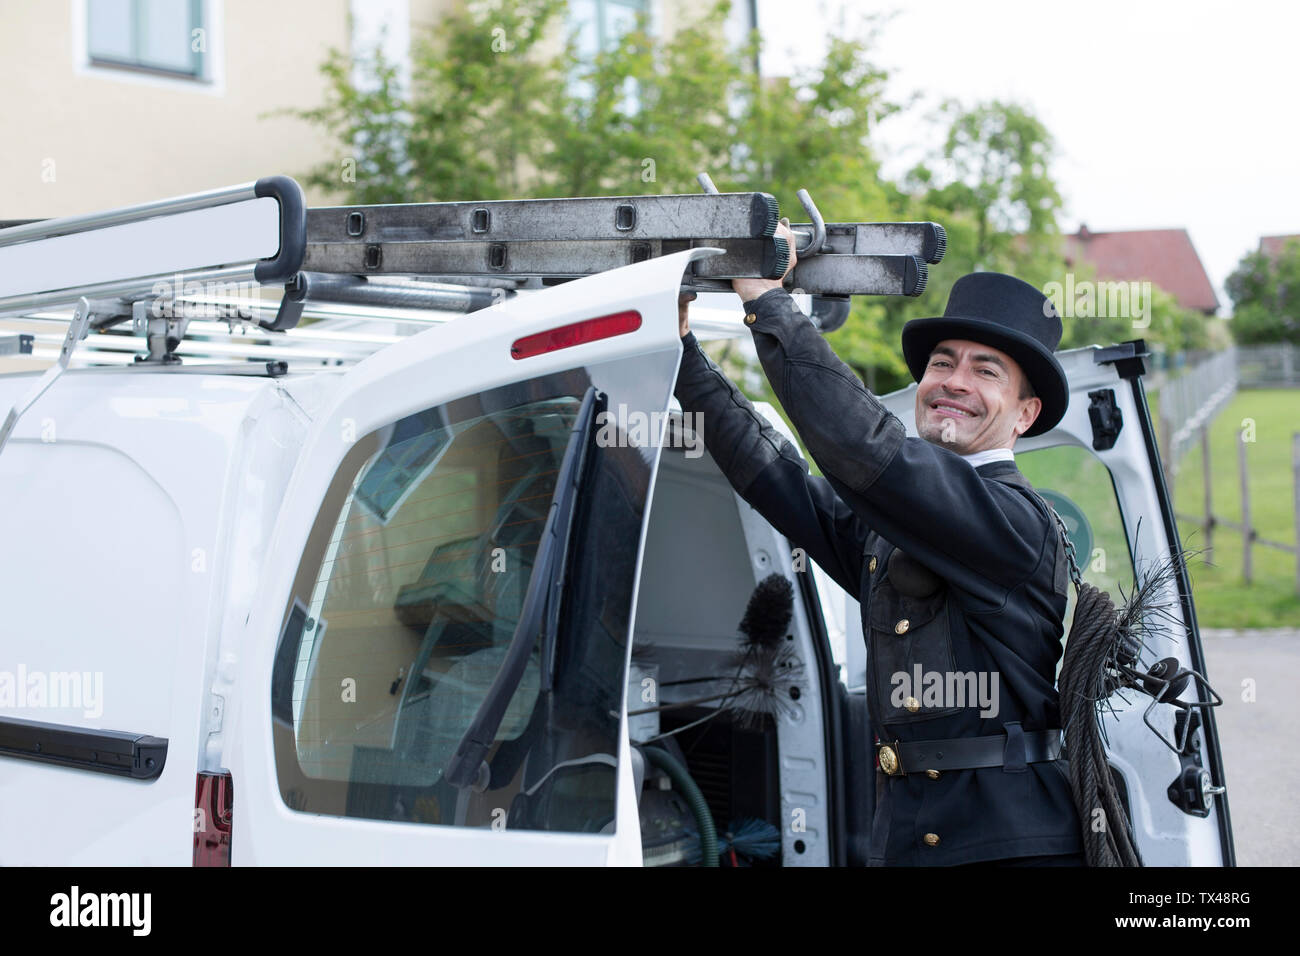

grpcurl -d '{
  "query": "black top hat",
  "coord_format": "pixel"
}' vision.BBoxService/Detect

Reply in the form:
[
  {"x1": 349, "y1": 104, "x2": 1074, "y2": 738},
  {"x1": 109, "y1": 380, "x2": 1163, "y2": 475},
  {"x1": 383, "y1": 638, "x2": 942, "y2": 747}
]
[{"x1": 900, "y1": 272, "x2": 1068, "y2": 438}]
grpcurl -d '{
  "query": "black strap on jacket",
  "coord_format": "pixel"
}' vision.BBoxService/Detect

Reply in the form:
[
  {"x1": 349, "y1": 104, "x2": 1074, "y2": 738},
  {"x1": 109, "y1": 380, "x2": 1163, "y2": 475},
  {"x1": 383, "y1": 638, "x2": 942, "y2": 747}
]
[{"x1": 876, "y1": 724, "x2": 1062, "y2": 776}]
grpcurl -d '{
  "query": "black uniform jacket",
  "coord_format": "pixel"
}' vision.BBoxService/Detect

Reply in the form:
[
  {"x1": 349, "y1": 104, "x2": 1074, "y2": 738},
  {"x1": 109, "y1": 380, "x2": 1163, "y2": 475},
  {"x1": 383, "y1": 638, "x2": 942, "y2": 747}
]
[{"x1": 673, "y1": 288, "x2": 1083, "y2": 865}]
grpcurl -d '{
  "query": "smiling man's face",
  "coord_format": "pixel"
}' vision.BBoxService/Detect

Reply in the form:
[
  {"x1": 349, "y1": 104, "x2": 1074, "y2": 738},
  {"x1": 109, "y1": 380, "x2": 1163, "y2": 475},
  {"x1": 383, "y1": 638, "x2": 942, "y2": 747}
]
[{"x1": 913, "y1": 339, "x2": 1042, "y2": 455}]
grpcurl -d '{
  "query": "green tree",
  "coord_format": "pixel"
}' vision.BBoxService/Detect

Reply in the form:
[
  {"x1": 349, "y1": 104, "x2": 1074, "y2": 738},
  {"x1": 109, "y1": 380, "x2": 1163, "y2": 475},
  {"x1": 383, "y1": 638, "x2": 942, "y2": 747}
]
[
  {"x1": 288, "y1": 0, "x2": 900, "y2": 209},
  {"x1": 285, "y1": 1, "x2": 749, "y2": 203},
  {"x1": 1225, "y1": 241, "x2": 1300, "y2": 345},
  {"x1": 848, "y1": 99, "x2": 1068, "y2": 394},
  {"x1": 285, "y1": 0, "x2": 571, "y2": 203},
  {"x1": 733, "y1": 31, "x2": 906, "y2": 392},
  {"x1": 926, "y1": 99, "x2": 1063, "y2": 272},
  {"x1": 292, "y1": 5, "x2": 1158, "y2": 394},
  {"x1": 538, "y1": 6, "x2": 743, "y2": 196},
  {"x1": 287, "y1": 0, "x2": 906, "y2": 384},
  {"x1": 1044, "y1": 259, "x2": 1210, "y2": 354},
  {"x1": 1149, "y1": 285, "x2": 1214, "y2": 353}
]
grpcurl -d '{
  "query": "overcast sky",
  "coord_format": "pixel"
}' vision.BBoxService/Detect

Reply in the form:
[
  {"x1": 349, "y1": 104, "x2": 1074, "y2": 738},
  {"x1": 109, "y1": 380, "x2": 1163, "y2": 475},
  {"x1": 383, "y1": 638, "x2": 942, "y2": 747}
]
[{"x1": 756, "y1": 0, "x2": 1299, "y2": 311}]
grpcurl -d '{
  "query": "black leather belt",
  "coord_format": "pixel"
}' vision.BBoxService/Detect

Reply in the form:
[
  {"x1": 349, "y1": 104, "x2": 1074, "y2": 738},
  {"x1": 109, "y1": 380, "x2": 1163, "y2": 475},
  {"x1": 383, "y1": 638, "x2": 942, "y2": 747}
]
[{"x1": 876, "y1": 727, "x2": 1063, "y2": 776}]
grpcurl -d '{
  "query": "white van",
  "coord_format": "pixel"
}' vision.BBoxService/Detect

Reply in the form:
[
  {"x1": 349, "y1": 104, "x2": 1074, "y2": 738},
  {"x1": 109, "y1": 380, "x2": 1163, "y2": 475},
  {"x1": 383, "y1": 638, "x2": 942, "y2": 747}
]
[{"x1": 0, "y1": 180, "x2": 1233, "y2": 866}]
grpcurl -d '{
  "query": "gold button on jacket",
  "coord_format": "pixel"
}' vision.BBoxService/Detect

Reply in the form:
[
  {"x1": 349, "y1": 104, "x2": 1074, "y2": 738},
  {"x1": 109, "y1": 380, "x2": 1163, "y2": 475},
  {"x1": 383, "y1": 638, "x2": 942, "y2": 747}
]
[
  {"x1": 894, "y1": 618, "x2": 910, "y2": 634},
  {"x1": 923, "y1": 833, "x2": 940, "y2": 847},
  {"x1": 878, "y1": 745, "x2": 899, "y2": 775}
]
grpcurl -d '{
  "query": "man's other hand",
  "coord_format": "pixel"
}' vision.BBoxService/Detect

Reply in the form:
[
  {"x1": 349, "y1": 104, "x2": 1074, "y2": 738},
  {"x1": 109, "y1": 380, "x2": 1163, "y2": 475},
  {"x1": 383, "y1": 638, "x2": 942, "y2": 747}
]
[{"x1": 732, "y1": 219, "x2": 798, "y2": 303}]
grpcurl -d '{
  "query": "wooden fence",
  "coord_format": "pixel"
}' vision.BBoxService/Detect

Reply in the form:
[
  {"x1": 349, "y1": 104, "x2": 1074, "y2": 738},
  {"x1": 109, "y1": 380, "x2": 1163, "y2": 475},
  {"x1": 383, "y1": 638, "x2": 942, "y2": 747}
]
[
  {"x1": 1158, "y1": 343, "x2": 1300, "y2": 594},
  {"x1": 1236, "y1": 342, "x2": 1300, "y2": 388},
  {"x1": 1157, "y1": 348, "x2": 1237, "y2": 470},
  {"x1": 1172, "y1": 427, "x2": 1300, "y2": 593}
]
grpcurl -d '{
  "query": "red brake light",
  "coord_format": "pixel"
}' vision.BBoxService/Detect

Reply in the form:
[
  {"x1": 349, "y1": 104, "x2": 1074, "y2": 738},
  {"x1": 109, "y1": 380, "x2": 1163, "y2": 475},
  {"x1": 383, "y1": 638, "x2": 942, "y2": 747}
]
[
  {"x1": 511, "y1": 310, "x2": 641, "y2": 359},
  {"x1": 194, "y1": 771, "x2": 233, "y2": 867}
]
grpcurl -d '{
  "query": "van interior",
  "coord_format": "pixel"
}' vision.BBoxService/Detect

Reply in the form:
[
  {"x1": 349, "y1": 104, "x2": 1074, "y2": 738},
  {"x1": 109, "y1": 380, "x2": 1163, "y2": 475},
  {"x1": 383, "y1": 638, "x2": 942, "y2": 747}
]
[{"x1": 631, "y1": 433, "x2": 809, "y2": 868}]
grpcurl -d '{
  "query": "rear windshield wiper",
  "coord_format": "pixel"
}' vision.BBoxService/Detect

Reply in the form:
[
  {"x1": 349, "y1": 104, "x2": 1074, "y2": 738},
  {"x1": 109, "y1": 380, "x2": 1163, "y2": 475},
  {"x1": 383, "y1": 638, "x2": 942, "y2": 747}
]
[{"x1": 444, "y1": 386, "x2": 603, "y2": 790}]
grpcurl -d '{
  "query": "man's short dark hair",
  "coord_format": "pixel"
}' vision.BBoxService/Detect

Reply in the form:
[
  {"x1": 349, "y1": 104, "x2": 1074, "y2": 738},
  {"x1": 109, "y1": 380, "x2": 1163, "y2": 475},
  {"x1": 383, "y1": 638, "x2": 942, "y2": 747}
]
[{"x1": 1019, "y1": 376, "x2": 1036, "y2": 401}]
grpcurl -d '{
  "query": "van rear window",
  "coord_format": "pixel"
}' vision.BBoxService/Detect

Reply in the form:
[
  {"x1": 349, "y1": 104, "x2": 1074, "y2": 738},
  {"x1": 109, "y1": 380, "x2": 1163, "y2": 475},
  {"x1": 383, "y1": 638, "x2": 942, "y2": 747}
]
[{"x1": 269, "y1": 364, "x2": 659, "y2": 834}]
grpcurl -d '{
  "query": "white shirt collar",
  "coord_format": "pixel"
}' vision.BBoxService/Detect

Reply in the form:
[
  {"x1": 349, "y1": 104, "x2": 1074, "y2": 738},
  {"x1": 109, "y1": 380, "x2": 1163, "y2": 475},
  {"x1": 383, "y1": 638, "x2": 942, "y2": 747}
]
[{"x1": 960, "y1": 447, "x2": 1015, "y2": 469}]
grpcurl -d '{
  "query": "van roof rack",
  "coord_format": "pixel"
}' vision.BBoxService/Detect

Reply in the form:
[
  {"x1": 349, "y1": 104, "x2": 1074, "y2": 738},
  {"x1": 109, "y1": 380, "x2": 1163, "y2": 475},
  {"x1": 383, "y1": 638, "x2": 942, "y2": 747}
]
[{"x1": 0, "y1": 174, "x2": 946, "y2": 371}]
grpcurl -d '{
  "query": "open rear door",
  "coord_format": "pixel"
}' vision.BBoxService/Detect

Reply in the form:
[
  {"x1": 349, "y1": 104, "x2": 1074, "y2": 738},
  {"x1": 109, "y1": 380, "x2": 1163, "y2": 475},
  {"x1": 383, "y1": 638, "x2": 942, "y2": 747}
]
[
  {"x1": 878, "y1": 341, "x2": 1234, "y2": 866},
  {"x1": 230, "y1": 250, "x2": 709, "y2": 865}
]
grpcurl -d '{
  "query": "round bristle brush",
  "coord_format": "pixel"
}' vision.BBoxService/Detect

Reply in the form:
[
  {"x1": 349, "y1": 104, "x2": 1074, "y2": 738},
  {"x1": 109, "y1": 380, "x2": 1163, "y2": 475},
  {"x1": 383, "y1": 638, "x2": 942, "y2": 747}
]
[{"x1": 736, "y1": 573, "x2": 794, "y2": 655}]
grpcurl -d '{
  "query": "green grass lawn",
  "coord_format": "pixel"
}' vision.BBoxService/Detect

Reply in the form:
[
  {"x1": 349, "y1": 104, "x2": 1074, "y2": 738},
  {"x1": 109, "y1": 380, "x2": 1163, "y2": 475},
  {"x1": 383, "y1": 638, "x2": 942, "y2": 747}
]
[{"x1": 1160, "y1": 389, "x2": 1300, "y2": 628}]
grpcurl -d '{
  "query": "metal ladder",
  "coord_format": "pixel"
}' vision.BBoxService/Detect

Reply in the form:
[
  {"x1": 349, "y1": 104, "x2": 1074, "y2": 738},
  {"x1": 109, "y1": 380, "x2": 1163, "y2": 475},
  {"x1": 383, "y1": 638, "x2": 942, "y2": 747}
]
[{"x1": 0, "y1": 173, "x2": 946, "y2": 374}]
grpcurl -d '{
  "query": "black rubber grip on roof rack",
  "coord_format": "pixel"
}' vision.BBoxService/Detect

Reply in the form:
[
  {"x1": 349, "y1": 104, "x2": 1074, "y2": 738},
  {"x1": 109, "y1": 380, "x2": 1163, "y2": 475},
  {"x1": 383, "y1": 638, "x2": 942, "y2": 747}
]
[
  {"x1": 764, "y1": 234, "x2": 791, "y2": 279},
  {"x1": 905, "y1": 256, "x2": 927, "y2": 296},
  {"x1": 253, "y1": 175, "x2": 307, "y2": 284},
  {"x1": 925, "y1": 223, "x2": 947, "y2": 264},
  {"x1": 752, "y1": 193, "x2": 780, "y2": 237}
]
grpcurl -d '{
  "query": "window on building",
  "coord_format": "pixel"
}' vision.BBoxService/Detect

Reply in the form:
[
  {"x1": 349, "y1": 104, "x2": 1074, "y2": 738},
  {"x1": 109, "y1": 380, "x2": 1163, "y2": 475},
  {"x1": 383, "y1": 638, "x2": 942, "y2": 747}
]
[
  {"x1": 566, "y1": 0, "x2": 648, "y2": 110},
  {"x1": 87, "y1": 0, "x2": 207, "y2": 79},
  {"x1": 568, "y1": 0, "x2": 649, "y2": 60}
]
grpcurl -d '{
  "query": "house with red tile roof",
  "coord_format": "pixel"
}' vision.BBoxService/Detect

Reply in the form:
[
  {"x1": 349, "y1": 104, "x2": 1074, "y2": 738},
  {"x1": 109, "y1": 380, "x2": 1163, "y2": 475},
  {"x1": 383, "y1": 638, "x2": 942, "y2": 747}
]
[
  {"x1": 1064, "y1": 226, "x2": 1219, "y2": 314},
  {"x1": 1259, "y1": 234, "x2": 1300, "y2": 259}
]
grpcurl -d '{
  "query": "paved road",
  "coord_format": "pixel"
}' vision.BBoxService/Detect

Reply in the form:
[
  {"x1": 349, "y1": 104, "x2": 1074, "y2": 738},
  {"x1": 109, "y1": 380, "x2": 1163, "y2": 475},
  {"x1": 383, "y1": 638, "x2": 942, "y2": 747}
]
[{"x1": 1200, "y1": 628, "x2": 1300, "y2": 866}]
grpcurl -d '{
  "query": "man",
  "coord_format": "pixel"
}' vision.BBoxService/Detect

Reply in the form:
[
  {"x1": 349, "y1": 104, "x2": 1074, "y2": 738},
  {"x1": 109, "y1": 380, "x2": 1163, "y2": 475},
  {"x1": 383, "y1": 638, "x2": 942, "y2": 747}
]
[{"x1": 675, "y1": 222, "x2": 1084, "y2": 866}]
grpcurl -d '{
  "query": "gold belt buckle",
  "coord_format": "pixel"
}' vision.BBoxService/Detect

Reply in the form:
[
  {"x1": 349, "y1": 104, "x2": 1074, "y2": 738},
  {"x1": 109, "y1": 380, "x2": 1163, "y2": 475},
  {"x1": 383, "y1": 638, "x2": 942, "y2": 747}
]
[{"x1": 877, "y1": 741, "x2": 904, "y2": 776}]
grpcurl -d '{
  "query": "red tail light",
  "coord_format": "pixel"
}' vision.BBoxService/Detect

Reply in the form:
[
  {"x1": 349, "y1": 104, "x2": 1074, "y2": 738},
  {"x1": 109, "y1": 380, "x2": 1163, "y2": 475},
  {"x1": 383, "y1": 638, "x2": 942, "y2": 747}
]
[
  {"x1": 511, "y1": 310, "x2": 641, "y2": 359},
  {"x1": 194, "y1": 771, "x2": 233, "y2": 866}
]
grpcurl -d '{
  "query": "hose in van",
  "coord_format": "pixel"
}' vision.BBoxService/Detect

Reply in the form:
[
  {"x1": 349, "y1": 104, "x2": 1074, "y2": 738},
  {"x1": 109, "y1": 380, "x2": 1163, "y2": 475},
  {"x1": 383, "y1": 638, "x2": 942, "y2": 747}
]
[{"x1": 642, "y1": 746, "x2": 718, "y2": 867}]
